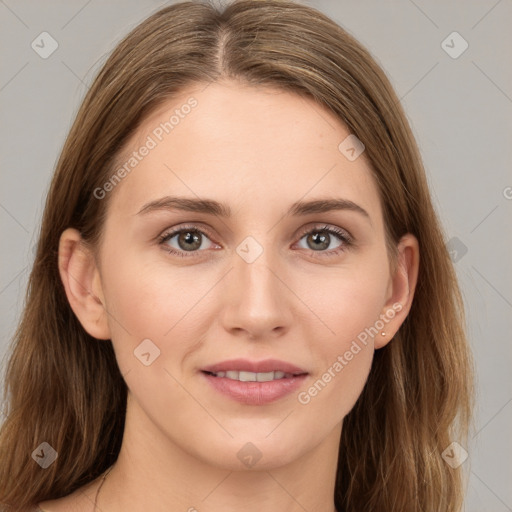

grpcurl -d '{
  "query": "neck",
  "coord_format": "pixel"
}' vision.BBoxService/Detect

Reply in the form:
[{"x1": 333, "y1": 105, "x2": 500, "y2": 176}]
[{"x1": 96, "y1": 393, "x2": 341, "y2": 512}]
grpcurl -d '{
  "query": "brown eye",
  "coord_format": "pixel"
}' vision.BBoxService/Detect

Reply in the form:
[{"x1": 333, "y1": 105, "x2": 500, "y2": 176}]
[
  {"x1": 175, "y1": 230, "x2": 202, "y2": 251},
  {"x1": 295, "y1": 225, "x2": 352, "y2": 257},
  {"x1": 305, "y1": 231, "x2": 334, "y2": 251},
  {"x1": 159, "y1": 226, "x2": 217, "y2": 257}
]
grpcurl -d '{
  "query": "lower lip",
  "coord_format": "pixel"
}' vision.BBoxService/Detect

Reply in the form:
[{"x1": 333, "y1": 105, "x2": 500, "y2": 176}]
[{"x1": 201, "y1": 371, "x2": 308, "y2": 405}]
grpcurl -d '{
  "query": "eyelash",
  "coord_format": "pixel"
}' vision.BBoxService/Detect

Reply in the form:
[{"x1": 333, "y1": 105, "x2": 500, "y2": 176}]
[{"x1": 157, "y1": 224, "x2": 353, "y2": 259}]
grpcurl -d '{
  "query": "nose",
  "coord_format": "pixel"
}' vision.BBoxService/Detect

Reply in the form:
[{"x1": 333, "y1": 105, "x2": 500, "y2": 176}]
[{"x1": 219, "y1": 242, "x2": 294, "y2": 340}]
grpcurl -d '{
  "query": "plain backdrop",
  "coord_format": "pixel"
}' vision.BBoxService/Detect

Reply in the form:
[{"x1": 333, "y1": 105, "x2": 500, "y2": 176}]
[{"x1": 1, "y1": 0, "x2": 511, "y2": 509}]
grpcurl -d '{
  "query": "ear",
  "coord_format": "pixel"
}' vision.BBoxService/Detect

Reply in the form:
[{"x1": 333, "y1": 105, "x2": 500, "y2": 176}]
[
  {"x1": 58, "y1": 228, "x2": 111, "y2": 340},
  {"x1": 375, "y1": 233, "x2": 420, "y2": 349}
]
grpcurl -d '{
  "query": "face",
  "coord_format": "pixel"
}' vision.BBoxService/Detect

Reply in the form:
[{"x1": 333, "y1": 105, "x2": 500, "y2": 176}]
[{"x1": 69, "y1": 80, "x2": 412, "y2": 471}]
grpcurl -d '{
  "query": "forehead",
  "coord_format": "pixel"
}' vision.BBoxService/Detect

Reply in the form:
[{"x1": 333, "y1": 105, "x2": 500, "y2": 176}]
[{"x1": 106, "y1": 80, "x2": 381, "y2": 222}]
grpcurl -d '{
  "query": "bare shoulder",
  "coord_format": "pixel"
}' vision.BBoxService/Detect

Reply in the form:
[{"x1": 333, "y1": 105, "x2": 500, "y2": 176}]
[{"x1": 37, "y1": 479, "x2": 99, "y2": 512}]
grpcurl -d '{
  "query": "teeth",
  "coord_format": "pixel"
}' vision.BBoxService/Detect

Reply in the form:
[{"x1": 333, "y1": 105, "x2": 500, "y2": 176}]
[
  {"x1": 211, "y1": 370, "x2": 292, "y2": 381},
  {"x1": 259, "y1": 371, "x2": 282, "y2": 382}
]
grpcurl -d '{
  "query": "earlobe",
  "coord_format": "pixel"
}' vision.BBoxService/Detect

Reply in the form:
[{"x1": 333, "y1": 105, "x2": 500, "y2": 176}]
[
  {"x1": 375, "y1": 233, "x2": 420, "y2": 349},
  {"x1": 58, "y1": 228, "x2": 111, "y2": 340}
]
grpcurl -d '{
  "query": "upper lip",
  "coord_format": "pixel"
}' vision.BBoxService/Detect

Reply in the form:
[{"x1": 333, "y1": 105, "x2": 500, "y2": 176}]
[{"x1": 201, "y1": 358, "x2": 308, "y2": 375}]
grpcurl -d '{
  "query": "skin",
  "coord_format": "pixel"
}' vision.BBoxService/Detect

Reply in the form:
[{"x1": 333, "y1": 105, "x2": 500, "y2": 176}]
[{"x1": 41, "y1": 80, "x2": 419, "y2": 512}]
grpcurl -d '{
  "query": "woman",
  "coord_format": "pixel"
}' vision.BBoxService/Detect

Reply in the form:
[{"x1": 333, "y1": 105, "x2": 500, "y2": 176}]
[{"x1": 0, "y1": 0, "x2": 474, "y2": 510}]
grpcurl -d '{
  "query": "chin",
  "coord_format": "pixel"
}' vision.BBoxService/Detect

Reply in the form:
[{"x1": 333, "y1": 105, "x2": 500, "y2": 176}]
[{"x1": 195, "y1": 435, "x2": 305, "y2": 472}]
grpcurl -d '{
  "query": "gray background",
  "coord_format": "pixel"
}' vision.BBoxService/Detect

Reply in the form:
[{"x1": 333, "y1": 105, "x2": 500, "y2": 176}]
[{"x1": 1, "y1": 0, "x2": 511, "y2": 509}]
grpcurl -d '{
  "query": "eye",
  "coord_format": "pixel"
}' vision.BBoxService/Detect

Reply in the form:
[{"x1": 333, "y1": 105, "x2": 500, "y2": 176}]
[
  {"x1": 294, "y1": 224, "x2": 352, "y2": 257},
  {"x1": 158, "y1": 223, "x2": 353, "y2": 258},
  {"x1": 158, "y1": 225, "x2": 218, "y2": 258}
]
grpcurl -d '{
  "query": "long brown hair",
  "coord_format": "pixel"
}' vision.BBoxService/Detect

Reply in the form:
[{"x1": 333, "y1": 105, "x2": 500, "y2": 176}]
[{"x1": 0, "y1": 1, "x2": 474, "y2": 510}]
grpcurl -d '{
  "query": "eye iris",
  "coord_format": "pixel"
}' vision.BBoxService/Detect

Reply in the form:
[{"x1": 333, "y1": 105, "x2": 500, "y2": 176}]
[
  {"x1": 307, "y1": 231, "x2": 330, "y2": 251},
  {"x1": 178, "y1": 231, "x2": 201, "y2": 251}
]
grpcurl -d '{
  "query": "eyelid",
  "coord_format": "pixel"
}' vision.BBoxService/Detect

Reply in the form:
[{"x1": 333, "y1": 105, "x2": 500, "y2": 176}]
[
  {"x1": 158, "y1": 222, "x2": 353, "y2": 243},
  {"x1": 158, "y1": 223, "x2": 219, "y2": 249},
  {"x1": 158, "y1": 222, "x2": 354, "y2": 258},
  {"x1": 294, "y1": 222, "x2": 353, "y2": 244}
]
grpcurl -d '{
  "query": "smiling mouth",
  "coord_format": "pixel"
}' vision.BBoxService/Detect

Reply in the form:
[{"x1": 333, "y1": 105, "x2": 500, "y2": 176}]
[{"x1": 202, "y1": 370, "x2": 306, "y2": 382}]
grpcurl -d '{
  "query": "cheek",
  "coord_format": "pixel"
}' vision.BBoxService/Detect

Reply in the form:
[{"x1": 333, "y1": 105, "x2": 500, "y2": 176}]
[
  {"x1": 101, "y1": 235, "x2": 389, "y2": 378},
  {"x1": 298, "y1": 253, "x2": 390, "y2": 348},
  {"x1": 294, "y1": 255, "x2": 389, "y2": 412},
  {"x1": 295, "y1": 290, "x2": 381, "y2": 424},
  {"x1": 99, "y1": 247, "x2": 228, "y2": 384},
  {"x1": 98, "y1": 252, "x2": 190, "y2": 363}
]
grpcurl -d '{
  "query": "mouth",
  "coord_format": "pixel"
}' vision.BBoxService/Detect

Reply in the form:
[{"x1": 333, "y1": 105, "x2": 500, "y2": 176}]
[
  {"x1": 201, "y1": 370, "x2": 306, "y2": 382},
  {"x1": 199, "y1": 359, "x2": 309, "y2": 405},
  {"x1": 201, "y1": 358, "x2": 308, "y2": 376}
]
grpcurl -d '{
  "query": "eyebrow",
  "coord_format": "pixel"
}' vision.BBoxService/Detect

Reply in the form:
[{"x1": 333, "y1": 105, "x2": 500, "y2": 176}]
[{"x1": 136, "y1": 196, "x2": 370, "y2": 220}]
